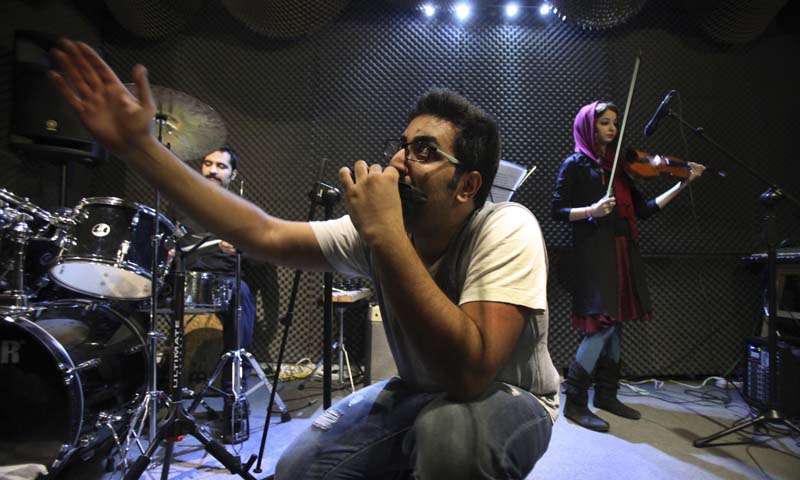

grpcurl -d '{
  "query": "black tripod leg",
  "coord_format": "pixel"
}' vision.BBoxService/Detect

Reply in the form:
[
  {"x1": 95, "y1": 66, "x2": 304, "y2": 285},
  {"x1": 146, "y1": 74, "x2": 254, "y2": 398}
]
[
  {"x1": 694, "y1": 409, "x2": 800, "y2": 447},
  {"x1": 160, "y1": 441, "x2": 174, "y2": 480},
  {"x1": 693, "y1": 414, "x2": 767, "y2": 447},
  {"x1": 126, "y1": 403, "x2": 258, "y2": 480},
  {"x1": 182, "y1": 409, "x2": 258, "y2": 480},
  {"x1": 201, "y1": 399, "x2": 220, "y2": 419}
]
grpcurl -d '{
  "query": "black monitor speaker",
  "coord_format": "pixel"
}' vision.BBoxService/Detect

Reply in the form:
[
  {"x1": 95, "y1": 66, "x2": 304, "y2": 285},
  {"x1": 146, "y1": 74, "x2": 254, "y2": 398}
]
[
  {"x1": 10, "y1": 30, "x2": 107, "y2": 164},
  {"x1": 743, "y1": 336, "x2": 800, "y2": 417}
]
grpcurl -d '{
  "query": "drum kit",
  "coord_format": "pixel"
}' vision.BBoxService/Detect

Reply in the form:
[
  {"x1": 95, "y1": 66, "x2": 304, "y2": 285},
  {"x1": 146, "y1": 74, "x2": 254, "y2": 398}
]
[{"x1": 0, "y1": 87, "x2": 272, "y2": 479}]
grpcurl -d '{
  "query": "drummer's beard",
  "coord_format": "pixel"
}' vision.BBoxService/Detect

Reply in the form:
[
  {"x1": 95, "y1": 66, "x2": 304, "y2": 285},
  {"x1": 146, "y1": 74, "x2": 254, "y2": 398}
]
[{"x1": 205, "y1": 175, "x2": 224, "y2": 186}]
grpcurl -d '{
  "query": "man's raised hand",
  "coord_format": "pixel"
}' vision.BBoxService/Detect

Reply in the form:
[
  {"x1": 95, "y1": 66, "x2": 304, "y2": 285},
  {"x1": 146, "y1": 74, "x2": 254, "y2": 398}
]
[{"x1": 49, "y1": 39, "x2": 156, "y2": 158}]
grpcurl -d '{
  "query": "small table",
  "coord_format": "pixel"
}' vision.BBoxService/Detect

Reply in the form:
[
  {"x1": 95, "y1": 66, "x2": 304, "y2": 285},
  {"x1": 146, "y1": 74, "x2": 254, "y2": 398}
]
[{"x1": 330, "y1": 288, "x2": 372, "y2": 386}]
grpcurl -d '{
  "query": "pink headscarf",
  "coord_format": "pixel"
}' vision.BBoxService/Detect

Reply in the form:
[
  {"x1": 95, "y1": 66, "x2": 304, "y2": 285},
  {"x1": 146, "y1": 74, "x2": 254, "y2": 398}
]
[{"x1": 573, "y1": 100, "x2": 604, "y2": 163}]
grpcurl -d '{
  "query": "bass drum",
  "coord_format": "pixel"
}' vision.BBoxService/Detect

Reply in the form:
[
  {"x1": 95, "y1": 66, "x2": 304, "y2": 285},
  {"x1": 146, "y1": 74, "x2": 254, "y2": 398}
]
[{"x1": 0, "y1": 299, "x2": 147, "y2": 473}]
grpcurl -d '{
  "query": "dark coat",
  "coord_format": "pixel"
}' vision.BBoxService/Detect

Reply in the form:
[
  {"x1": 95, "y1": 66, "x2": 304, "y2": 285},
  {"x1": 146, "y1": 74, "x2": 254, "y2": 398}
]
[{"x1": 551, "y1": 153, "x2": 659, "y2": 317}]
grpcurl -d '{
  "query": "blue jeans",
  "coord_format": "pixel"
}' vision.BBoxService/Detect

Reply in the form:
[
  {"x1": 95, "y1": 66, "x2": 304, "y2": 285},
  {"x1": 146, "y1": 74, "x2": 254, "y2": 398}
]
[
  {"x1": 575, "y1": 322, "x2": 622, "y2": 374},
  {"x1": 275, "y1": 377, "x2": 552, "y2": 479}
]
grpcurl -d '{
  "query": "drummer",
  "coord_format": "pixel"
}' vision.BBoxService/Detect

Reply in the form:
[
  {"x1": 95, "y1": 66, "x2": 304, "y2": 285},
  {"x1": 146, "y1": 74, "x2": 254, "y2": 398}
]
[{"x1": 167, "y1": 145, "x2": 255, "y2": 444}]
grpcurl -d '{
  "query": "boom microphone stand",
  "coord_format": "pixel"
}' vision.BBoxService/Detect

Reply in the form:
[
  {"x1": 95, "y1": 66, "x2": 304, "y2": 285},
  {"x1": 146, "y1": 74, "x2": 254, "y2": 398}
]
[
  {"x1": 252, "y1": 161, "x2": 340, "y2": 474},
  {"x1": 663, "y1": 111, "x2": 800, "y2": 447}
]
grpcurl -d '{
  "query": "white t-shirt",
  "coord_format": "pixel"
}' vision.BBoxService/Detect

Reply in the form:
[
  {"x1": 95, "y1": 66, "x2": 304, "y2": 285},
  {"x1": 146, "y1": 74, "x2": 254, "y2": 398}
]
[{"x1": 310, "y1": 202, "x2": 560, "y2": 421}]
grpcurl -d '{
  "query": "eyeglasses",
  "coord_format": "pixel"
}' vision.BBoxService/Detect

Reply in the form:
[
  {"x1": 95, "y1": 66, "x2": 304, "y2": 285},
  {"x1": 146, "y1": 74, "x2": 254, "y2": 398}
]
[{"x1": 383, "y1": 140, "x2": 461, "y2": 165}]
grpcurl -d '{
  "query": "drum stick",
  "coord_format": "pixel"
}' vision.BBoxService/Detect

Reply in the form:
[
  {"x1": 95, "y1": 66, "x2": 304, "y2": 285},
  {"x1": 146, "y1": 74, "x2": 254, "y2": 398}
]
[{"x1": 181, "y1": 238, "x2": 221, "y2": 253}]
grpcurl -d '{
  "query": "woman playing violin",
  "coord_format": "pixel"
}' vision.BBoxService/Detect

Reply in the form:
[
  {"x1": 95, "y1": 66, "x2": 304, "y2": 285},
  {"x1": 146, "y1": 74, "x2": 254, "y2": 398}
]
[{"x1": 551, "y1": 101, "x2": 705, "y2": 432}]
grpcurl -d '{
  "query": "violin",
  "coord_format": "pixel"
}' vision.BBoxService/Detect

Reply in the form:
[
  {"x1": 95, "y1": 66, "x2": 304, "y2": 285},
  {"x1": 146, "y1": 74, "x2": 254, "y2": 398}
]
[{"x1": 623, "y1": 149, "x2": 724, "y2": 180}]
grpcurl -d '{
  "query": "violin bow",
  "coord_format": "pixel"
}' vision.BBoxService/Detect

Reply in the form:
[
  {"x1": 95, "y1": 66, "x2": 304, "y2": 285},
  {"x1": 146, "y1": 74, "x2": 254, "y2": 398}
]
[{"x1": 606, "y1": 53, "x2": 642, "y2": 198}]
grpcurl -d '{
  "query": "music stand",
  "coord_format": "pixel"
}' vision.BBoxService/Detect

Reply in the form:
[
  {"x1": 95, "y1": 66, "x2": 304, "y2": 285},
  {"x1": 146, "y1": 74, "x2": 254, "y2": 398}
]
[{"x1": 660, "y1": 112, "x2": 800, "y2": 447}]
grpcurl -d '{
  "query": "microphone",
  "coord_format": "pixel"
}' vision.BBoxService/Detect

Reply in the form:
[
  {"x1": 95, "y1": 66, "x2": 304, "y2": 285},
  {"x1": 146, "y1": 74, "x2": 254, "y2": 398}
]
[
  {"x1": 643, "y1": 90, "x2": 677, "y2": 138},
  {"x1": 310, "y1": 182, "x2": 341, "y2": 206}
]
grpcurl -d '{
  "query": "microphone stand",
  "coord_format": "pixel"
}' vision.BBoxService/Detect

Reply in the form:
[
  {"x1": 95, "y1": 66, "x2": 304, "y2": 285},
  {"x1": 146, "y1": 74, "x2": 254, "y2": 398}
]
[
  {"x1": 320, "y1": 188, "x2": 340, "y2": 409},
  {"x1": 252, "y1": 166, "x2": 340, "y2": 474},
  {"x1": 677, "y1": 113, "x2": 800, "y2": 447}
]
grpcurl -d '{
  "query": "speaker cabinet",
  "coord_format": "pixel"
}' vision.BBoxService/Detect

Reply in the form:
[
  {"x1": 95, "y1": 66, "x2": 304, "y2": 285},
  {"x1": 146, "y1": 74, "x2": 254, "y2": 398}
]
[
  {"x1": 10, "y1": 31, "x2": 107, "y2": 164},
  {"x1": 364, "y1": 303, "x2": 397, "y2": 385}
]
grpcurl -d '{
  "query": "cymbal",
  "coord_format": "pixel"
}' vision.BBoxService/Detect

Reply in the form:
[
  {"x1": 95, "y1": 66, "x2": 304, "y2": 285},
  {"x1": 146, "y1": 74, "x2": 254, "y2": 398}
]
[{"x1": 124, "y1": 84, "x2": 227, "y2": 160}]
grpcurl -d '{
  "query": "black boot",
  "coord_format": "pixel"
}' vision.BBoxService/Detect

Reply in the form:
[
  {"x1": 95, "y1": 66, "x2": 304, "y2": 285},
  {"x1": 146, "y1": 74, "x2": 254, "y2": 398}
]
[
  {"x1": 563, "y1": 361, "x2": 609, "y2": 432},
  {"x1": 593, "y1": 357, "x2": 641, "y2": 420}
]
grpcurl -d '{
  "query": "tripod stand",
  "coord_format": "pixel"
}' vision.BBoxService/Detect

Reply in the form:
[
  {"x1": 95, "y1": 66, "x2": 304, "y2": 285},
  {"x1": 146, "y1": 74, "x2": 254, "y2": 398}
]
[
  {"x1": 659, "y1": 109, "x2": 800, "y2": 447},
  {"x1": 122, "y1": 247, "x2": 258, "y2": 480}
]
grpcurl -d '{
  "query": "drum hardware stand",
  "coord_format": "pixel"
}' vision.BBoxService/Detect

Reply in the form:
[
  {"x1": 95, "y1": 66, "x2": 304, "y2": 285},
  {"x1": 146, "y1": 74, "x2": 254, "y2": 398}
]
[
  {"x1": 0, "y1": 212, "x2": 33, "y2": 311},
  {"x1": 252, "y1": 160, "x2": 340, "y2": 474},
  {"x1": 122, "y1": 248, "x2": 258, "y2": 480},
  {"x1": 187, "y1": 180, "x2": 291, "y2": 439},
  {"x1": 668, "y1": 113, "x2": 800, "y2": 447},
  {"x1": 143, "y1": 113, "x2": 171, "y2": 443}
]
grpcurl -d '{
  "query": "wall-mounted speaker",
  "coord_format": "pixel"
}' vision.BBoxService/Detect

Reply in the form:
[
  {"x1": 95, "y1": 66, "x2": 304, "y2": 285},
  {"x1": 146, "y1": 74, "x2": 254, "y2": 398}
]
[{"x1": 10, "y1": 31, "x2": 107, "y2": 165}]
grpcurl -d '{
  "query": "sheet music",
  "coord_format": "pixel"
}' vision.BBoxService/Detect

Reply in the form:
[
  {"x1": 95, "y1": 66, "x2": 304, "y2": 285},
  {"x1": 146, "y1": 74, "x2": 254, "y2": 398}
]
[{"x1": 490, "y1": 160, "x2": 534, "y2": 203}]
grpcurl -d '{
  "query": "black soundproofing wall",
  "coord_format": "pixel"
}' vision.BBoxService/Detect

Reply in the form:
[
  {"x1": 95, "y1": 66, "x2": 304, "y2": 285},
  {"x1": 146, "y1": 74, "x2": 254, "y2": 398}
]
[{"x1": 1, "y1": 0, "x2": 798, "y2": 379}]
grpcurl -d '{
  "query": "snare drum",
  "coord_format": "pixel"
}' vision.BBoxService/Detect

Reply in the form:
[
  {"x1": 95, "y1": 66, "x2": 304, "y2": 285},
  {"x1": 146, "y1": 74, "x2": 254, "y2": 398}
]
[
  {"x1": 147, "y1": 271, "x2": 234, "y2": 314},
  {"x1": 49, "y1": 197, "x2": 176, "y2": 300},
  {"x1": 183, "y1": 271, "x2": 233, "y2": 312}
]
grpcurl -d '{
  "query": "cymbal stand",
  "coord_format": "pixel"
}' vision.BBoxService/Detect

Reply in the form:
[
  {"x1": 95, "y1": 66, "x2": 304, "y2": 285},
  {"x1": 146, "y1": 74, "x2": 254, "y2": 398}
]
[
  {"x1": 187, "y1": 231, "x2": 291, "y2": 436},
  {"x1": 123, "y1": 114, "x2": 171, "y2": 451},
  {"x1": 253, "y1": 173, "x2": 341, "y2": 474}
]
